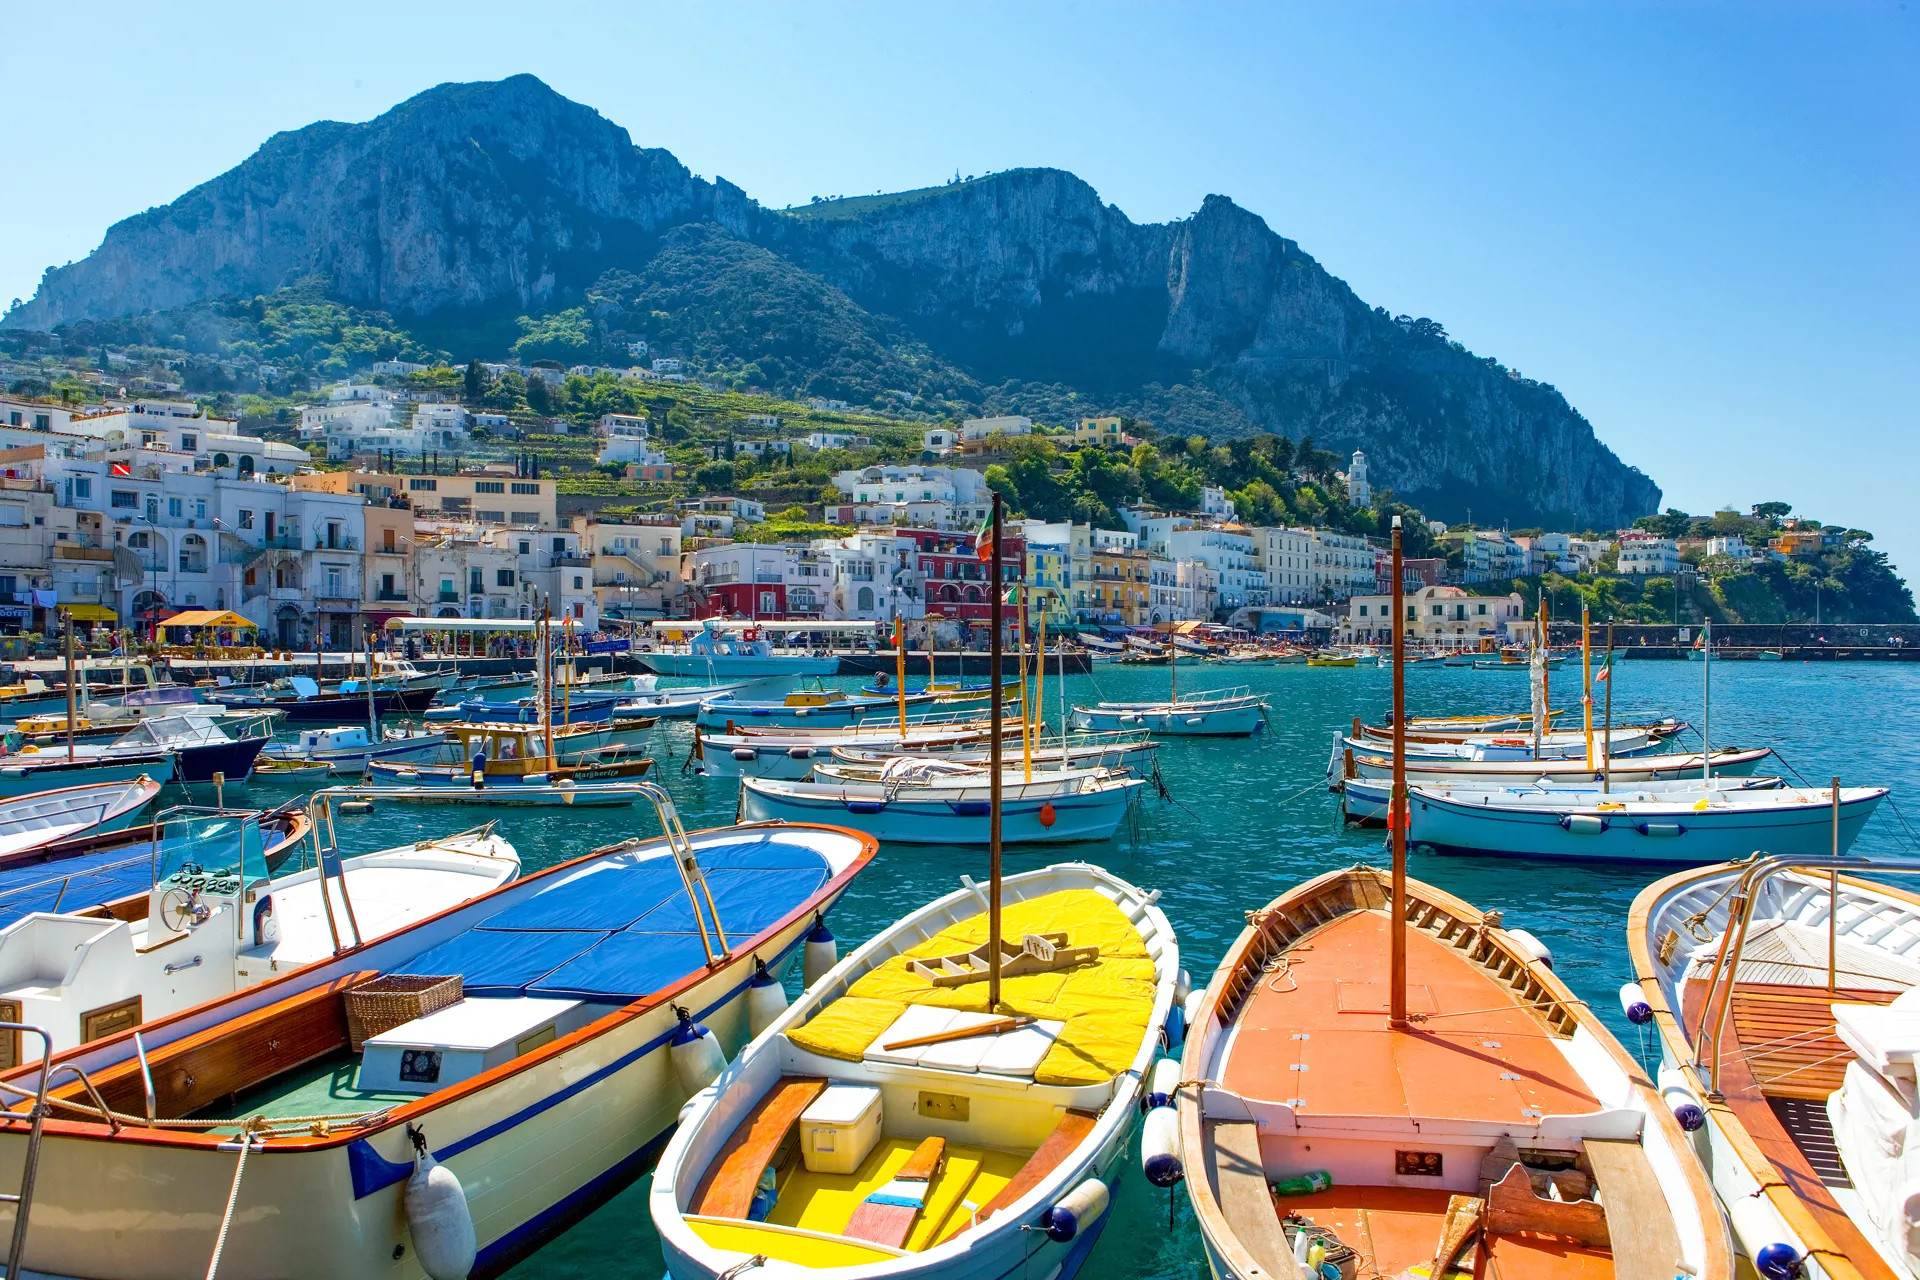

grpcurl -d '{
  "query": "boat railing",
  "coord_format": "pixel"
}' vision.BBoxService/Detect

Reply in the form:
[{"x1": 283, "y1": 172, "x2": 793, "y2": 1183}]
[
  {"x1": 587, "y1": 782, "x2": 732, "y2": 968},
  {"x1": 1684, "y1": 853, "x2": 1920, "y2": 1097}
]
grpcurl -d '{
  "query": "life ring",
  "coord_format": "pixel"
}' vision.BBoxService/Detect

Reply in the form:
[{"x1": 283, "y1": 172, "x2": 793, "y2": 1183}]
[{"x1": 742, "y1": 627, "x2": 760, "y2": 642}]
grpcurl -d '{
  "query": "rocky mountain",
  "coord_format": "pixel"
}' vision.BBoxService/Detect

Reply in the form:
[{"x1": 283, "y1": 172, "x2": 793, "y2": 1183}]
[{"x1": 6, "y1": 74, "x2": 1659, "y2": 528}]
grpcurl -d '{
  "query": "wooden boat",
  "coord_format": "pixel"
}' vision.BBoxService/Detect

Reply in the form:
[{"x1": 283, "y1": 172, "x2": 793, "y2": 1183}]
[
  {"x1": 614, "y1": 681, "x2": 762, "y2": 720},
  {"x1": 1343, "y1": 727, "x2": 1668, "y2": 762},
  {"x1": 1305, "y1": 653, "x2": 1358, "y2": 667},
  {"x1": 1354, "y1": 718, "x2": 1682, "y2": 747},
  {"x1": 1069, "y1": 687, "x2": 1268, "y2": 737},
  {"x1": 741, "y1": 768, "x2": 1143, "y2": 845},
  {"x1": 341, "y1": 781, "x2": 648, "y2": 807},
  {"x1": 696, "y1": 687, "x2": 951, "y2": 731},
  {"x1": 0, "y1": 777, "x2": 162, "y2": 859},
  {"x1": 1179, "y1": 865, "x2": 1732, "y2": 1280},
  {"x1": 693, "y1": 722, "x2": 994, "y2": 781},
  {"x1": 1406, "y1": 780, "x2": 1887, "y2": 862},
  {"x1": 0, "y1": 750, "x2": 176, "y2": 798},
  {"x1": 0, "y1": 798, "x2": 873, "y2": 1277},
  {"x1": 252, "y1": 757, "x2": 331, "y2": 777},
  {"x1": 370, "y1": 747, "x2": 655, "y2": 788},
  {"x1": 0, "y1": 797, "x2": 518, "y2": 1056},
  {"x1": 828, "y1": 733, "x2": 1157, "y2": 774},
  {"x1": 261, "y1": 723, "x2": 448, "y2": 775},
  {"x1": 651, "y1": 861, "x2": 1179, "y2": 1280},
  {"x1": 1630, "y1": 856, "x2": 1920, "y2": 1280},
  {"x1": 1334, "y1": 744, "x2": 1776, "y2": 787}
]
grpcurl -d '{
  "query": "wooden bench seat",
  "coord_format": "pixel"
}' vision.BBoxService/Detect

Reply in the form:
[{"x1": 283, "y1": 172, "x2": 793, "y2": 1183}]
[
  {"x1": 971, "y1": 1107, "x2": 1097, "y2": 1226},
  {"x1": 693, "y1": 1076, "x2": 827, "y2": 1219},
  {"x1": 1205, "y1": 1119, "x2": 1293, "y2": 1279},
  {"x1": 1584, "y1": 1138, "x2": 1683, "y2": 1280}
]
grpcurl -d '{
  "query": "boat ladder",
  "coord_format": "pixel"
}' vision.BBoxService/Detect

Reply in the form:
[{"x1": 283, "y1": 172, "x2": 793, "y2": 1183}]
[
  {"x1": 626, "y1": 784, "x2": 733, "y2": 966},
  {"x1": 0, "y1": 1021, "x2": 120, "y2": 1278}
]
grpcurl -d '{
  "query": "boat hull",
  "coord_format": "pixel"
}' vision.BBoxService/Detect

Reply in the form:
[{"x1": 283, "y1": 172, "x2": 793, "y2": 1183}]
[
  {"x1": 0, "y1": 756, "x2": 172, "y2": 797},
  {"x1": 1069, "y1": 701, "x2": 1264, "y2": 737},
  {"x1": 1409, "y1": 788, "x2": 1884, "y2": 863},
  {"x1": 740, "y1": 777, "x2": 1142, "y2": 844}
]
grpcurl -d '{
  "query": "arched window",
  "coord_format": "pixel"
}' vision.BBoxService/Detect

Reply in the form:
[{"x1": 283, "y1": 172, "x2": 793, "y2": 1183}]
[
  {"x1": 856, "y1": 586, "x2": 874, "y2": 612},
  {"x1": 237, "y1": 456, "x2": 255, "y2": 475},
  {"x1": 212, "y1": 453, "x2": 230, "y2": 467}
]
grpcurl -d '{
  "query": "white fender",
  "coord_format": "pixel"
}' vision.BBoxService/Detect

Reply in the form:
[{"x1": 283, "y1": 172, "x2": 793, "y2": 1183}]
[
  {"x1": 745, "y1": 958, "x2": 789, "y2": 1037},
  {"x1": 1727, "y1": 1193, "x2": 1804, "y2": 1280},
  {"x1": 1043, "y1": 1177, "x2": 1111, "y2": 1241},
  {"x1": 1174, "y1": 967, "x2": 1192, "y2": 1006},
  {"x1": 404, "y1": 1129, "x2": 476, "y2": 1280},
  {"x1": 1182, "y1": 987, "x2": 1208, "y2": 1037},
  {"x1": 802, "y1": 918, "x2": 838, "y2": 987},
  {"x1": 1619, "y1": 981, "x2": 1653, "y2": 1025},
  {"x1": 1141, "y1": 1104, "x2": 1184, "y2": 1187},
  {"x1": 1506, "y1": 928, "x2": 1552, "y2": 969},
  {"x1": 1145, "y1": 1057, "x2": 1183, "y2": 1112},
  {"x1": 668, "y1": 1008, "x2": 726, "y2": 1096},
  {"x1": 1658, "y1": 1062, "x2": 1706, "y2": 1132}
]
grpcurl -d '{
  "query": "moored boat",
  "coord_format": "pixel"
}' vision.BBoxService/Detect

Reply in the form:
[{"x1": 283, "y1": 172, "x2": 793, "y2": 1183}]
[
  {"x1": 741, "y1": 767, "x2": 1143, "y2": 845},
  {"x1": 1068, "y1": 687, "x2": 1267, "y2": 737},
  {"x1": 651, "y1": 861, "x2": 1179, "y2": 1280},
  {"x1": 261, "y1": 723, "x2": 448, "y2": 775},
  {"x1": 0, "y1": 776, "x2": 162, "y2": 858},
  {"x1": 696, "y1": 687, "x2": 947, "y2": 731},
  {"x1": 1332, "y1": 743, "x2": 1775, "y2": 789}
]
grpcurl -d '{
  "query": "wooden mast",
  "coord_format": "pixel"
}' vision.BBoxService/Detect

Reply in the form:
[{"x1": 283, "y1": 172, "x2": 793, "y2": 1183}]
[
  {"x1": 988, "y1": 493, "x2": 1005, "y2": 1012},
  {"x1": 1033, "y1": 611, "x2": 1048, "y2": 759},
  {"x1": 62, "y1": 608, "x2": 76, "y2": 762},
  {"x1": 1603, "y1": 622, "x2": 1614, "y2": 793},
  {"x1": 1389, "y1": 516, "x2": 1408, "y2": 1029},
  {"x1": 541, "y1": 606, "x2": 555, "y2": 766},
  {"x1": 1702, "y1": 617, "x2": 1713, "y2": 782},
  {"x1": 1015, "y1": 589, "x2": 1031, "y2": 782},
  {"x1": 893, "y1": 616, "x2": 907, "y2": 736},
  {"x1": 1582, "y1": 605, "x2": 1593, "y2": 770}
]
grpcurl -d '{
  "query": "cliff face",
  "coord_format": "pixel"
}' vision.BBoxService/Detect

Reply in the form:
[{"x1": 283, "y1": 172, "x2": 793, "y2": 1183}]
[{"x1": 6, "y1": 75, "x2": 1659, "y2": 527}]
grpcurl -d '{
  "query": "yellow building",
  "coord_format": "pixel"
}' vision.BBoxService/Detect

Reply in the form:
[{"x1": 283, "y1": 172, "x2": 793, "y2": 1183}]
[
  {"x1": 296, "y1": 468, "x2": 557, "y2": 528},
  {"x1": 1086, "y1": 547, "x2": 1150, "y2": 624},
  {"x1": 1073, "y1": 416, "x2": 1126, "y2": 449}
]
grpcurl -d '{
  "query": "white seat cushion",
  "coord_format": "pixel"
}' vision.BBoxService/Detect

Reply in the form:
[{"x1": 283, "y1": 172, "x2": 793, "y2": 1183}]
[
  {"x1": 1835, "y1": 1003, "x2": 1920, "y2": 1080},
  {"x1": 864, "y1": 1004, "x2": 1063, "y2": 1077}
]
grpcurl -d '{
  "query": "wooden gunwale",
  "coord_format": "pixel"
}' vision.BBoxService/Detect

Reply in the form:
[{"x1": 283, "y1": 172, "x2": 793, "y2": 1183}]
[
  {"x1": 1627, "y1": 865, "x2": 1920, "y2": 1280},
  {"x1": 0, "y1": 819, "x2": 878, "y2": 1152}
]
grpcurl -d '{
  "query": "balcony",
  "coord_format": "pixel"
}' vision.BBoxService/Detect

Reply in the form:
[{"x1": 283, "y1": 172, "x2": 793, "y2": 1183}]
[
  {"x1": 315, "y1": 535, "x2": 361, "y2": 552},
  {"x1": 438, "y1": 592, "x2": 460, "y2": 604},
  {"x1": 373, "y1": 590, "x2": 409, "y2": 602},
  {"x1": 54, "y1": 544, "x2": 113, "y2": 562}
]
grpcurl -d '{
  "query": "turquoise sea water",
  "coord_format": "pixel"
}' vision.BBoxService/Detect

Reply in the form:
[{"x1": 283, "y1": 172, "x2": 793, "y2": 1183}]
[{"x1": 229, "y1": 658, "x2": 1920, "y2": 1278}]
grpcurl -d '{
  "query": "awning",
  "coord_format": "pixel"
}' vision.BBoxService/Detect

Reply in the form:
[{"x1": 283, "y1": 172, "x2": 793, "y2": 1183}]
[
  {"x1": 160, "y1": 609, "x2": 256, "y2": 630},
  {"x1": 62, "y1": 604, "x2": 119, "y2": 622}
]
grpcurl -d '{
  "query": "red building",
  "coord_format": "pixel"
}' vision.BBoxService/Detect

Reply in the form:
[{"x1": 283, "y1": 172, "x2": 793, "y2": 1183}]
[{"x1": 902, "y1": 528, "x2": 1024, "y2": 624}]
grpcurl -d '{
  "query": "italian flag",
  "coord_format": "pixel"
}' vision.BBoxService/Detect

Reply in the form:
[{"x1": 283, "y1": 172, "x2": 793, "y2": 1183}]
[{"x1": 974, "y1": 512, "x2": 994, "y2": 562}]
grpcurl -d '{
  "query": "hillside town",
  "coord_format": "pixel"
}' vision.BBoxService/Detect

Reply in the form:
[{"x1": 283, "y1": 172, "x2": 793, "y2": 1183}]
[{"x1": 0, "y1": 380, "x2": 1878, "y2": 649}]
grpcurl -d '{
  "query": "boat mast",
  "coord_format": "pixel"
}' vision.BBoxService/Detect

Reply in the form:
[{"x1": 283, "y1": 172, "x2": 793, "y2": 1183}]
[
  {"x1": 1389, "y1": 516, "x2": 1408, "y2": 1029},
  {"x1": 1582, "y1": 605, "x2": 1593, "y2": 770},
  {"x1": 1701, "y1": 617, "x2": 1713, "y2": 782},
  {"x1": 1603, "y1": 622, "x2": 1614, "y2": 794},
  {"x1": 1033, "y1": 611, "x2": 1048, "y2": 757},
  {"x1": 893, "y1": 617, "x2": 907, "y2": 736},
  {"x1": 541, "y1": 606, "x2": 555, "y2": 766},
  {"x1": 1530, "y1": 609, "x2": 1546, "y2": 761},
  {"x1": 563, "y1": 617, "x2": 573, "y2": 728},
  {"x1": 988, "y1": 492, "x2": 1005, "y2": 1012},
  {"x1": 1016, "y1": 591, "x2": 1031, "y2": 782},
  {"x1": 62, "y1": 607, "x2": 75, "y2": 763},
  {"x1": 365, "y1": 623, "x2": 377, "y2": 739}
]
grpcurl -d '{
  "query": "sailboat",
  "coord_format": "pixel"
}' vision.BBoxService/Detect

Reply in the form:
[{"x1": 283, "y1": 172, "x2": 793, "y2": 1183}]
[
  {"x1": 1070, "y1": 629, "x2": 1268, "y2": 737},
  {"x1": 652, "y1": 491, "x2": 1182, "y2": 1280},
  {"x1": 1176, "y1": 517, "x2": 1731, "y2": 1280}
]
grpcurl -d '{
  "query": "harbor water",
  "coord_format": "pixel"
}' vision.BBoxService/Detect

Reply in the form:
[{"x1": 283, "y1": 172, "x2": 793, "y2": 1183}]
[{"x1": 212, "y1": 657, "x2": 1920, "y2": 1278}]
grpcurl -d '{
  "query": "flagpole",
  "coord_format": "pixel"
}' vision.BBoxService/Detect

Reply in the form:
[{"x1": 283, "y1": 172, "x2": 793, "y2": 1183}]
[{"x1": 987, "y1": 493, "x2": 1005, "y2": 1013}]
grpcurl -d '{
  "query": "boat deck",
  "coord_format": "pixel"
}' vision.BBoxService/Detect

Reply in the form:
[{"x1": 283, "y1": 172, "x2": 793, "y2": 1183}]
[
  {"x1": 757, "y1": 1135, "x2": 1027, "y2": 1253},
  {"x1": 1274, "y1": 1184, "x2": 1612, "y2": 1280},
  {"x1": 194, "y1": 1049, "x2": 415, "y2": 1121},
  {"x1": 1219, "y1": 909, "x2": 1597, "y2": 1124}
]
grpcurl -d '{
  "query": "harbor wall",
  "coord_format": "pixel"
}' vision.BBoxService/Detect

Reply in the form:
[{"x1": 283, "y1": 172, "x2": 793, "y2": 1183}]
[{"x1": 1543, "y1": 621, "x2": 1920, "y2": 660}]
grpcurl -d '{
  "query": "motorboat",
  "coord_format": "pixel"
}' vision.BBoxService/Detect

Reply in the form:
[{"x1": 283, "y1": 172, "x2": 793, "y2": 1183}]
[
  {"x1": 1178, "y1": 864, "x2": 1730, "y2": 1280},
  {"x1": 1332, "y1": 744, "x2": 1776, "y2": 788},
  {"x1": 261, "y1": 724, "x2": 449, "y2": 776},
  {"x1": 696, "y1": 687, "x2": 947, "y2": 731},
  {"x1": 0, "y1": 798, "x2": 871, "y2": 1277},
  {"x1": 641, "y1": 621, "x2": 844, "y2": 678},
  {"x1": 1342, "y1": 774, "x2": 1783, "y2": 823},
  {"x1": 368, "y1": 720, "x2": 654, "y2": 788},
  {"x1": 426, "y1": 689, "x2": 629, "y2": 725},
  {"x1": 1406, "y1": 779, "x2": 1887, "y2": 862},
  {"x1": 0, "y1": 777, "x2": 162, "y2": 859},
  {"x1": 651, "y1": 861, "x2": 1179, "y2": 1280},
  {"x1": 1069, "y1": 687, "x2": 1268, "y2": 738},
  {"x1": 740, "y1": 766, "x2": 1144, "y2": 845},
  {"x1": 0, "y1": 750, "x2": 176, "y2": 798},
  {"x1": 209, "y1": 675, "x2": 433, "y2": 722},
  {"x1": 15, "y1": 686, "x2": 283, "y2": 741},
  {"x1": 0, "y1": 799, "x2": 519, "y2": 1056},
  {"x1": 342, "y1": 781, "x2": 648, "y2": 807},
  {"x1": 694, "y1": 724, "x2": 992, "y2": 781},
  {"x1": 613, "y1": 681, "x2": 764, "y2": 720},
  {"x1": 1630, "y1": 856, "x2": 1920, "y2": 1280}
]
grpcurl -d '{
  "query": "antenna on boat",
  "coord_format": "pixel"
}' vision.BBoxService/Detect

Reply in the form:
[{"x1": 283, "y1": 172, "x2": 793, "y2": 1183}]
[
  {"x1": 988, "y1": 491, "x2": 1005, "y2": 1013},
  {"x1": 1389, "y1": 516, "x2": 1408, "y2": 1030},
  {"x1": 62, "y1": 607, "x2": 75, "y2": 763}
]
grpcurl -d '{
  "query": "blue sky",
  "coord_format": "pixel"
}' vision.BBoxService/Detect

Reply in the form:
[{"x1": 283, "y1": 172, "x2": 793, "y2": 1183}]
[{"x1": 5, "y1": 2, "x2": 1915, "y2": 574}]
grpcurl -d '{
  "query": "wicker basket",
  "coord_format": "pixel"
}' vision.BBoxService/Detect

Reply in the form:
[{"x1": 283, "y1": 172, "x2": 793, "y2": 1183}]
[{"x1": 345, "y1": 974, "x2": 463, "y2": 1050}]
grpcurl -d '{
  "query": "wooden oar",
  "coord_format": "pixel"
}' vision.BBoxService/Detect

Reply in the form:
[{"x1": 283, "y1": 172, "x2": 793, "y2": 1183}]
[{"x1": 882, "y1": 1015, "x2": 1034, "y2": 1052}]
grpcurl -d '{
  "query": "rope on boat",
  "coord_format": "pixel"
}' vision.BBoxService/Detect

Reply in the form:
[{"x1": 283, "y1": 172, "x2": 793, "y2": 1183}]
[{"x1": 204, "y1": 1124, "x2": 264, "y2": 1280}]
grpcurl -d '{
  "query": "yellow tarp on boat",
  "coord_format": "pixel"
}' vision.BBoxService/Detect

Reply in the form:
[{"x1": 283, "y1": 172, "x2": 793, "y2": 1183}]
[{"x1": 788, "y1": 888, "x2": 1157, "y2": 1086}]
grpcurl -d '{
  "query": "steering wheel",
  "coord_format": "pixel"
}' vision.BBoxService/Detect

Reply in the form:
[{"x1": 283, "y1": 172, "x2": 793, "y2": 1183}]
[{"x1": 158, "y1": 887, "x2": 206, "y2": 933}]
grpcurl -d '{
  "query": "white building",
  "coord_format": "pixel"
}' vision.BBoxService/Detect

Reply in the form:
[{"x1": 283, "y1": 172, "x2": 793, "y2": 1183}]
[
  {"x1": 1309, "y1": 530, "x2": 1376, "y2": 601},
  {"x1": 596, "y1": 413, "x2": 650, "y2": 439},
  {"x1": 0, "y1": 397, "x2": 78, "y2": 434},
  {"x1": 1615, "y1": 532, "x2": 1681, "y2": 575},
  {"x1": 1706, "y1": 534, "x2": 1756, "y2": 561},
  {"x1": 597, "y1": 415, "x2": 663, "y2": 467},
  {"x1": 821, "y1": 531, "x2": 921, "y2": 621},
  {"x1": 1163, "y1": 526, "x2": 1266, "y2": 612},
  {"x1": 805, "y1": 431, "x2": 869, "y2": 451},
  {"x1": 1339, "y1": 585, "x2": 1526, "y2": 648},
  {"x1": 1345, "y1": 451, "x2": 1370, "y2": 508},
  {"x1": 960, "y1": 415, "x2": 1032, "y2": 442},
  {"x1": 823, "y1": 465, "x2": 993, "y2": 530},
  {"x1": 923, "y1": 428, "x2": 958, "y2": 454},
  {"x1": 505, "y1": 526, "x2": 598, "y2": 626},
  {"x1": 1200, "y1": 486, "x2": 1237, "y2": 521},
  {"x1": 371, "y1": 360, "x2": 429, "y2": 376},
  {"x1": 1261, "y1": 527, "x2": 1315, "y2": 604}
]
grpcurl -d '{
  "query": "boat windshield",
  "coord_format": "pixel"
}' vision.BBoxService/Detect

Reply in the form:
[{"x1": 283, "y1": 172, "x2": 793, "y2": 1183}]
[{"x1": 155, "y1": 810, "x2": 268, "y2": 889}]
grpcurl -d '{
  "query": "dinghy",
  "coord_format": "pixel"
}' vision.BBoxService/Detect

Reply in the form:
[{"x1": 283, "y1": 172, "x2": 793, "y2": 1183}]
[
  {"x1": 614, "y1": 680, "x2": 763, "y2": 720},
  {"x1": 697, "y1": 687, "x2": 949, "y2": 731},
  {"x1": 1179, "y1": 519, "x2": 1730, "y2": 1280},
  {"x1": 741, "y1": 768, "x2": 1144, "y2": 845},
  {"x1": 0, "y1": 795, "x2": 872, "y2": 1278},
  {"x1": 0, "y1": 776, "x2": 162, "y2": 859},
  {"x1": 828, "y1": 733, "x2": 1157, "y2": 774},
  {"x1": 652, "y1": 860, "x2": 1179, "y2": 1280},
  {"x1": 1407, "y1": 780, "x2": 1887, "y2": 862},
  {"x1": 1630, "y1": 853, "x2": 1920, "y2": 1280}
]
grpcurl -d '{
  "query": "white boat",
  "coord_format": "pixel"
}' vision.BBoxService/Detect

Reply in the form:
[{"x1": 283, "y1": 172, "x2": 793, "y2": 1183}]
[
  {"x1": 1343, "y1": 773, "x2": 1783, "y2": 823},
  {"x1": 642, "y1": 620, "x2": 843, "y2": 679},
  {"x1": 695, "y1": 724, "x2": 992, "y2": 780},
  {"x1": 1069, "y1": 686, "x2": 1267, "y2": 737},
  {"x1": 697, "y1": 687, "x2": 949, "y2": 731},
  {"x1": 261, "y1": 723, "x2": 449, "y2": 775},
  {"x1": 1407, "y1": 779, "x2": 1888, "y2": 862},
  {"x1": 1334, "y1": 744, "x2": 1776, "y2": 786},
  {"x1": 828, "y1": 733, "x2": 1157, "y2": 774},
  {"x1": 341, "y1": 781, "x2": 648, "y2": 807},
  {"x1": 1341, "y1": 726, "x2": 1666, "y2": 761},
  {"x1": 0, "y1": 777, "x2": 162, "y2": 858},
  {"x1": 0, "y1": 751, "x2": 175, "y2": 798},
  {"x1": 0, "y1": 796, "x2": 873, "y2": 1278},
  {"x1": 1630, "y1": 857, "x2": 1920, "y2": 1280},
  {"x1": 0, "y1": 799, "x2": 518, "y2": 1056},
  {"x1": 614, "y1": 681, "x2": 764, "y2": 720},
  {"x1": 1179, "y1": 864, "x2": 1731, "y2": 1280},
  {"x1": 652, "y1": 861, "x2": 1179, "y2": 1280},
  {"x1": 741, "y1": 767, "x2": 1145, "y2": 844}
]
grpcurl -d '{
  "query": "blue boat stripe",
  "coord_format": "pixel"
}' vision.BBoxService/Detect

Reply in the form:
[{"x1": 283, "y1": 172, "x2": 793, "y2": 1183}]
[{"x1": 347, "y1": 923, "x2": 810, "y2": 1199}]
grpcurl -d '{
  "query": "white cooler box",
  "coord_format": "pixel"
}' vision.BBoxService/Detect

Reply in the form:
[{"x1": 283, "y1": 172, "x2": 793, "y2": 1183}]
[{"x1": 800, "y1": 1082, "x2": 883, "y2": 1175}]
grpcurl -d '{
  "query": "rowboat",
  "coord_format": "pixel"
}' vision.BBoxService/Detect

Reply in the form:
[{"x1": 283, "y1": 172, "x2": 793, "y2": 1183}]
[
  {"x1": 652, "y1": 861, "x2": 1179, "y2": 1280},
  {"x1": 741, "y1": 768, "x2": 1144, "y2": 845},
  {"x1": 1069, "y1": 687, "x2": 1268, "y2": 738},
  {"x1": 0, "y1": 797, "x2": 873, "y2": 1278},
  {"x1": 1406, "y1": 780, "x2": 1887, "y2": 862},
  {"x1": 613, "y1": 681, "x2": 763, "y2": 720},
  {"x1": 696, "y1": 688, "x2": 948, "y2": 731},
  {"x1": 342, "y1": 781, "x2": 649, "y2": 807},
  {"x1": 1341, "y1": 727, "x2": 1668, "y2": 761},
  {"x1": 261, "y1": 724, "x2": 449, "y2": 775},
  {"x1": 1304, "y1": 654, "x2": 1357, "y2": 667},
  {"x1": 1629, "y1": 855, "x2": 1920, "y2": 1280},
  {"x1": 1333, "y1": 744, "x2": 1776, "y2": 787},
  {"x1": 0, "y1": 751, "x2": 176, "y2": 798},
  {"x1": 1343, "y1": 773, "x2": 1783, "y2": 822},
  {"x1": 1353, "y1": 718, "x2": 1682, "y2": 747},
  {"x1": 828, "y1": 733, "x2": 1157, "y2": 774},
  {"x1": 0, "y1": 777, "x2": 162, "y2": 858},
  {"x1": 0, "y1": 798, "x2": 519, "y2": 1056},
  {"x1": 1178, "y1": 865, "x2": 1731, "y2": 1280},
  {"x1": 694, "y1": 724, "x2": 993, "y2": 781}
]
